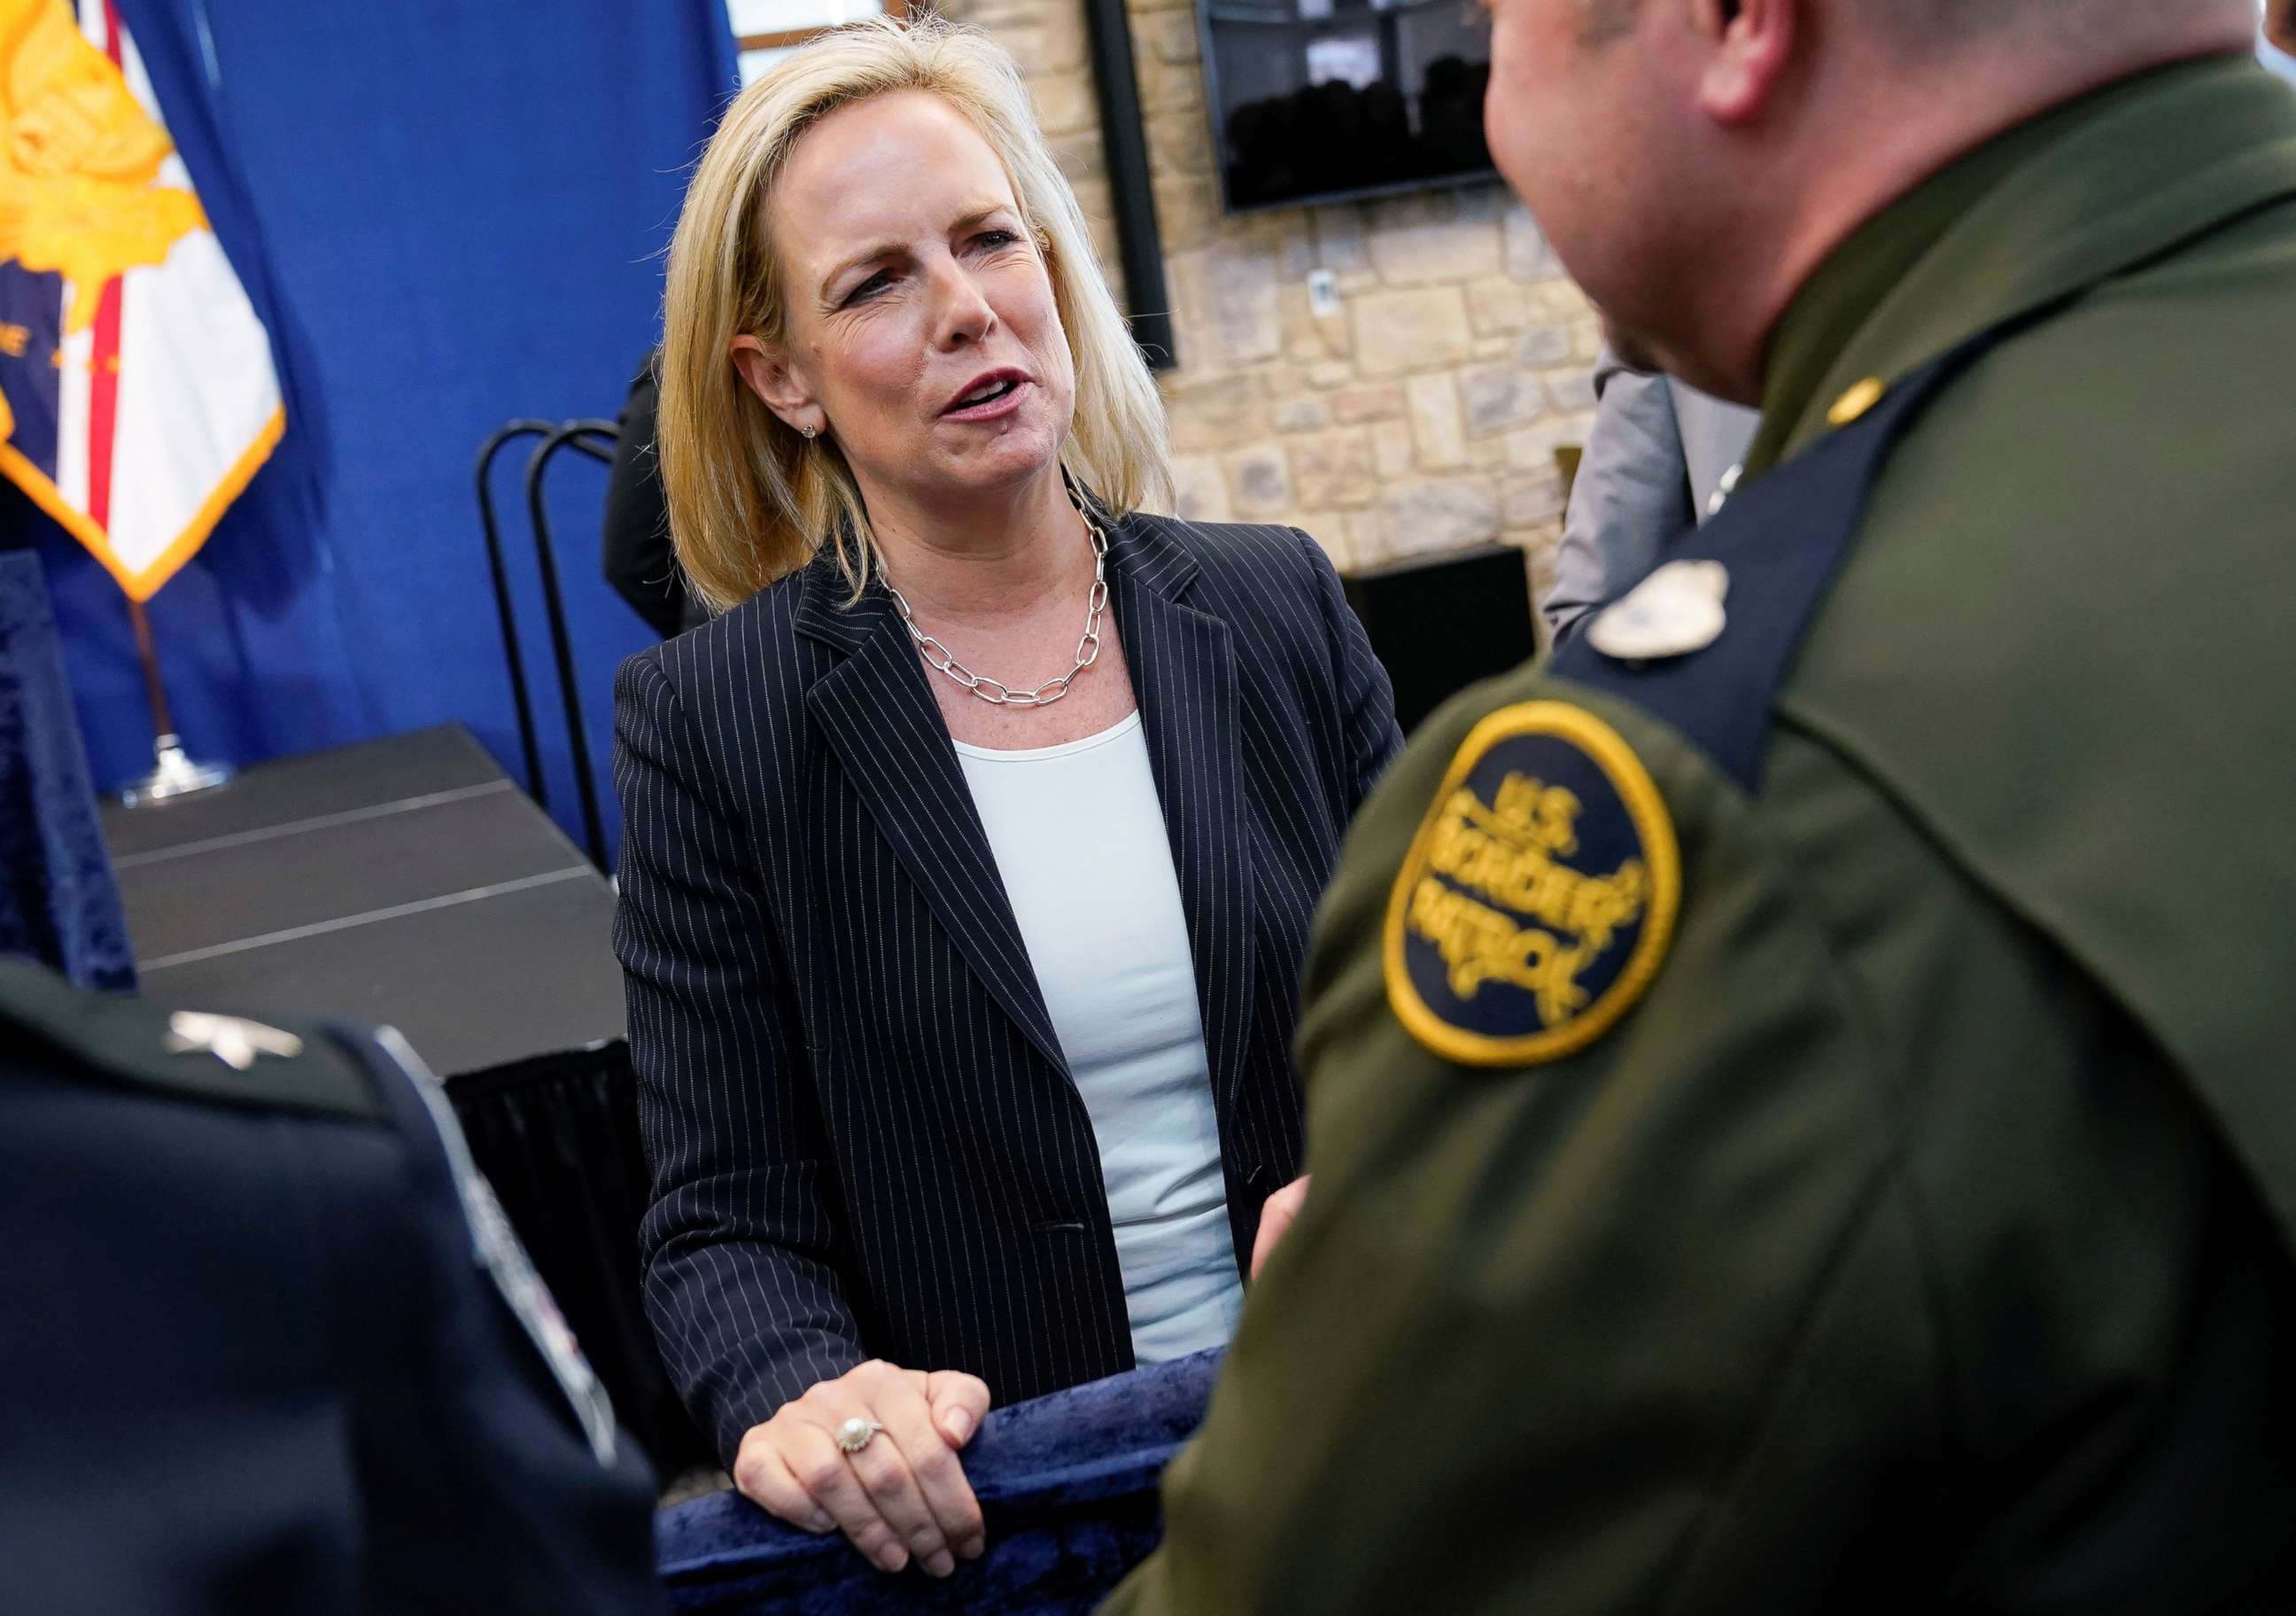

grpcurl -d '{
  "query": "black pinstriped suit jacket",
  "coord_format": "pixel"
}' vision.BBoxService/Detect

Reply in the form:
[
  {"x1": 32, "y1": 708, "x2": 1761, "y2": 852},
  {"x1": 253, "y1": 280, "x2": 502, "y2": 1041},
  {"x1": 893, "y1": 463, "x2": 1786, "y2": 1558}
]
[{"x1": 612, "y1": 512, "x2": 1401, "y2": 1463}]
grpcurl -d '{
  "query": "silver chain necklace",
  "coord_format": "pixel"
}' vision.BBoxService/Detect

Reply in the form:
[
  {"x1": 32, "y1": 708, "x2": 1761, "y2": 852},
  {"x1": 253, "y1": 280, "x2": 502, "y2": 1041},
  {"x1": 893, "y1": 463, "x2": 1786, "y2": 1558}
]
[{"x1": 886, "y1": 503, "x2": 1109, "y2": 709}]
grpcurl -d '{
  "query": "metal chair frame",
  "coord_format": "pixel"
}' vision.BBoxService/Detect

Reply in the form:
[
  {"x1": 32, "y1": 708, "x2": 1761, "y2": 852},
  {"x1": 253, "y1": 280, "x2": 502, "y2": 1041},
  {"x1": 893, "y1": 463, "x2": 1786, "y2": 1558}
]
[{"x1": 474, "y1": 416, "x2": 620, "y2": 870}]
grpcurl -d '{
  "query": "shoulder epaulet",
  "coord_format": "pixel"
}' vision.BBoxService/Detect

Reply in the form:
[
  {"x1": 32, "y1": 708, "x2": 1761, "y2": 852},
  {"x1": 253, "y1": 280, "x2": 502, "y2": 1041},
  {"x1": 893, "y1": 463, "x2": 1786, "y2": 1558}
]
[
  {"x1": 1547, "y1": 332, "x2": 1994, "y2": 795},
  {"x1": 0, "y1": 956, "x2": 387, "y2": 1122}
]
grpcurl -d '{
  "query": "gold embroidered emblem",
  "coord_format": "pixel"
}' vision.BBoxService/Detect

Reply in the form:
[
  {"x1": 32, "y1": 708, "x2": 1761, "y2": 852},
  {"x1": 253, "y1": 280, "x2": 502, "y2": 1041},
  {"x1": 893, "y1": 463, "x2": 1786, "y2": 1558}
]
[
  {"x1": 0, "y1": 0, "x2": 209, "y2": 336},
  {"x1": 1384, "y1": 702, "x2": 1679, "y2": 1067}
]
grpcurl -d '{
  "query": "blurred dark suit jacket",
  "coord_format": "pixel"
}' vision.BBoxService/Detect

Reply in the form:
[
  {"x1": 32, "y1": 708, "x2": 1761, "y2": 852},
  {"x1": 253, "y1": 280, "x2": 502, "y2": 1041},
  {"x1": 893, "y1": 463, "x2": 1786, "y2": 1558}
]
[{"x1": 601, "y1": 354, "x2": 703, "y2": 639}]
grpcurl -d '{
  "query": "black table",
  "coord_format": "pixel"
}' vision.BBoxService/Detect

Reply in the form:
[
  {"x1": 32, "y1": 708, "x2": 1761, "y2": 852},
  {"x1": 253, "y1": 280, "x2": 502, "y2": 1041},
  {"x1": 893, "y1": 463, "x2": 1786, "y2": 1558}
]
[
  {"x1": 103, "y1": 724, "x2": 623, "y2": 1072},
  {"x1": 103, "y1": 726, "x2": 707, "y2": 1469}
]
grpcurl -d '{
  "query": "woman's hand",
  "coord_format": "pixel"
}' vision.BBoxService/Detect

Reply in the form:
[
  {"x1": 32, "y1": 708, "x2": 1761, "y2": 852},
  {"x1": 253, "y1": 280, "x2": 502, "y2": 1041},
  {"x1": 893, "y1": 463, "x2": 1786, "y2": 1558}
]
[
  {"x1": 1252, "y1": 1174, "x2": 1311, "y2": 1279},
  {"x1": 731, "y1": 1362, "x2": 991, "y2": 1577}
]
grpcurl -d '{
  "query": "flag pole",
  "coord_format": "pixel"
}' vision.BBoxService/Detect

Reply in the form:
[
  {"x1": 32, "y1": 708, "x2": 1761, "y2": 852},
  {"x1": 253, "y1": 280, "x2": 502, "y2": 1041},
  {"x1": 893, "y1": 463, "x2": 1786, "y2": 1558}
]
[{"x1": 119, "y1": 595, "x2": 232, "y2": 807}]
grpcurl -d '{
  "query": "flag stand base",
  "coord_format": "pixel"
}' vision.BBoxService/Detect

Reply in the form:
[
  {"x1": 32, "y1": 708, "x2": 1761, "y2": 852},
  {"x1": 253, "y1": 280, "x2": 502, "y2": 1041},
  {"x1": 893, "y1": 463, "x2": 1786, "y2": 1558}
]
[{"x1": 120, "y1": 733, "x2": 233, "y2": 807}]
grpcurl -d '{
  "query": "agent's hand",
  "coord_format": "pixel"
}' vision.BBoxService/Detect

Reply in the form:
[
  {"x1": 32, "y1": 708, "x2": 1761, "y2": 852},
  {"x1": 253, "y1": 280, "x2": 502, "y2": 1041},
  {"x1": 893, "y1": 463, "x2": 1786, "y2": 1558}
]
[
  {"x1": 1251, "y1": 1174, "x2": 1311, "y2": 1279},
  {"x1": 731, "y1": 1361, "x2": 990, "y2": 1577}
]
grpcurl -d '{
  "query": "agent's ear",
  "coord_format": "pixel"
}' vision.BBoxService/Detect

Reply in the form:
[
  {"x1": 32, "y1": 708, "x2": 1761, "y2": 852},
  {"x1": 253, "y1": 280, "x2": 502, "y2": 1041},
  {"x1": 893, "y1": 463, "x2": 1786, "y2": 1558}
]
[
  {"x1": 2269, "y1": 0, "x2": 2296, "y2": 56},
  {"x1": 731, "y1": 335, "x2": 826, "y2": 439},
  {"x1": 1692, "y1": 0, "x2": 1796, "y2": 127}
]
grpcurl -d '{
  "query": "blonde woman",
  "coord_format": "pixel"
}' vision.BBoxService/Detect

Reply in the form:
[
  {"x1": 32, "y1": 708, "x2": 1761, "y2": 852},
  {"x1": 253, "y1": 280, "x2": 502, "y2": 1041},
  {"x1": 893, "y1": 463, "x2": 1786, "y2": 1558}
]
[{"x1": 613, "y1": 15, "x2": 1399, "y2": 1576}]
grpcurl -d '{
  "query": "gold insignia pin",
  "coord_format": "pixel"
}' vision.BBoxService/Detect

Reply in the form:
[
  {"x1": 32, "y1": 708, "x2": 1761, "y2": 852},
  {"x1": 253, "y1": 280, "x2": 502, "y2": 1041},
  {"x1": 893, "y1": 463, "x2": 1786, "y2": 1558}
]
[
  {"x1": 166, "y1": 1012, "x2": 305, "y2": 1071},
  {"x1": 1827, "y1": 377, "x2": 1887, "y2": 427}
]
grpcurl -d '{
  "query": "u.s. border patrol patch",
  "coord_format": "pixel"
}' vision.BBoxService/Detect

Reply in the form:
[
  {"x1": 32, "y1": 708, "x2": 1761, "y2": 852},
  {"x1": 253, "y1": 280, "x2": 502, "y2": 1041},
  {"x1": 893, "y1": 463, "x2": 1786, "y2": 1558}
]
[{"x1": 1384, "y1": 701, "x2": 1679, "y2": 1067}]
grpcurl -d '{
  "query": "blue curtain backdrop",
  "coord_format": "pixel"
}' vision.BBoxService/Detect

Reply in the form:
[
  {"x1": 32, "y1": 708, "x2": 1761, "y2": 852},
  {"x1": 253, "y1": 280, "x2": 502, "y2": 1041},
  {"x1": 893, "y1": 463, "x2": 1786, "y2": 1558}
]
[{"x1": 19, "y1": 0, "x2": 736, "y2": 867}]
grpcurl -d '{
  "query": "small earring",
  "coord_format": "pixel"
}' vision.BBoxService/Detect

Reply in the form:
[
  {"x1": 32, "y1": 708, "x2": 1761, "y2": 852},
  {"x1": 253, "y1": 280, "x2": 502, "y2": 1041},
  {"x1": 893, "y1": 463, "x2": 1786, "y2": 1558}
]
[{"x1": 800, "y1": 423, "x2": 818, "y2": 440}]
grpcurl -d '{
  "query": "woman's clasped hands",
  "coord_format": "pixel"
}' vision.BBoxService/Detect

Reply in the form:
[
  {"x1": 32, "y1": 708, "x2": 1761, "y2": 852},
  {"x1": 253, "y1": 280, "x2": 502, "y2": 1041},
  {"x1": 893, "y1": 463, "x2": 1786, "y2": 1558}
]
[{"x1": 732, "y1": 1361, "x2": 992, "y2": 1578}]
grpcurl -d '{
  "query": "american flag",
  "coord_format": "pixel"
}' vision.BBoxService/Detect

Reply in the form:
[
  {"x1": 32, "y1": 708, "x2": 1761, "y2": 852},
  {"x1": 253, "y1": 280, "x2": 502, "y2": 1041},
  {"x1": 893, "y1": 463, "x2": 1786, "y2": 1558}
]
[{"x1": 0, "y1": 0, "x2": 282, "y2": 601}]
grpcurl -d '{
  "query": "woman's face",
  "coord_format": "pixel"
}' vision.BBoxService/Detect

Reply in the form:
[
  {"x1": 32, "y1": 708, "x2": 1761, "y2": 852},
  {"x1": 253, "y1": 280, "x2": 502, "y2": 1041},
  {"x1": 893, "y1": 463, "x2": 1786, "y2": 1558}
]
[{"x1": 742, "y1": 90, "x2": 1076, "y2": 513}]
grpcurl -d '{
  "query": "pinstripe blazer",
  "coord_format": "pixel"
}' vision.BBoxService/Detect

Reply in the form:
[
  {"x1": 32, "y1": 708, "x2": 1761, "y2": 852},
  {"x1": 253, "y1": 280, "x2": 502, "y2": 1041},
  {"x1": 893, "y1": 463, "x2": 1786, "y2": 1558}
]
[{"x1": 612, "y1": 512, "x2": 1402, "y2": 1463}]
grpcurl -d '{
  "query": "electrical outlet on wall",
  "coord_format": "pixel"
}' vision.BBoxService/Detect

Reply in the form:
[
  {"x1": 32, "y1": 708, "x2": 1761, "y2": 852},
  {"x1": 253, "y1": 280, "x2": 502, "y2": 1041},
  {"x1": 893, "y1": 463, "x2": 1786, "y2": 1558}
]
[{"x1": 1307, "y1": 268, "x2": 1340, "y2": 319}]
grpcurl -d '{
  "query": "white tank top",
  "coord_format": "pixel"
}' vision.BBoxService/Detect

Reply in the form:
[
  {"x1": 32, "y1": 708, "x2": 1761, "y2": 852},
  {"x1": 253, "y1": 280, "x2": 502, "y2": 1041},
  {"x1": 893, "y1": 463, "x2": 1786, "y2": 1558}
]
[{"x1": 953, "y1": 711, "x2": 1243, "y2": 1363}]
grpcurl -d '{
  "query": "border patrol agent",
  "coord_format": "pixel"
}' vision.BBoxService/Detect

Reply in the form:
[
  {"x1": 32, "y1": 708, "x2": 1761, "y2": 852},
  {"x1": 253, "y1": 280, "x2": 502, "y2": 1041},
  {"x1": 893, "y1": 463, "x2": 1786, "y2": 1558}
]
[
  {"x1": 0, "y1": 959, "x2": 663, "y2": 1614},
  {"x1": 1106, "y1": 27, "x2": 2296, "y2": 1616}
]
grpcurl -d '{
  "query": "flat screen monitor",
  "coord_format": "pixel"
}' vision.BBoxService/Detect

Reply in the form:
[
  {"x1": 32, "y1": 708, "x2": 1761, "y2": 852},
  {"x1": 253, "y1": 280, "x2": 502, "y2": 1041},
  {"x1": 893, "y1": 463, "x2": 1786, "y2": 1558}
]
[{"x1": 1195, "y1": 0, "x2": 1498, "y2": 214}]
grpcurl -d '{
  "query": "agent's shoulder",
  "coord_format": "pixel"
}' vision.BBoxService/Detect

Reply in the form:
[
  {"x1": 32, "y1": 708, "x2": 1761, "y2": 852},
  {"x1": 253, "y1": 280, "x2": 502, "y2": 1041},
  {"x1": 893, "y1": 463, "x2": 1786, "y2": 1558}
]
[{"x1": 0, "y1": 957, "x2": 388, "y2": 1123}]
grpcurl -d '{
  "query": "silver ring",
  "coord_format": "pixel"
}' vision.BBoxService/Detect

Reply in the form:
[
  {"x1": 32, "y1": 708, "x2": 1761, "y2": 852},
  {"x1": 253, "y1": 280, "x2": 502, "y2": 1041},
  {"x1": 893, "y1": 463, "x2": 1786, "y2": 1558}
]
[{"x1": 834, "y1": 1415, "x2": 885, "y2": 1455}]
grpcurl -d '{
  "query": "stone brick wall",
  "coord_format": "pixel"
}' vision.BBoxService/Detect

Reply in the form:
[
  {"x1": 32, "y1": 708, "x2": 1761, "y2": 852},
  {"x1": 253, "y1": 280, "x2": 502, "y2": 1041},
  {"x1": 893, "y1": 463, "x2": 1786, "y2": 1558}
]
[{"x1": 944, "y1": 0, "x2": 1599, "y2": 584}]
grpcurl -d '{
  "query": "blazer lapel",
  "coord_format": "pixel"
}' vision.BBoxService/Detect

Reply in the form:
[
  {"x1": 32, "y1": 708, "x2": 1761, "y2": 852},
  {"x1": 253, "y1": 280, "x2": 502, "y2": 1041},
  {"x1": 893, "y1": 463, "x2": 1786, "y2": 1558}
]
[
  {"x1": 795, "y1": 564, "x2": 1071, "y2": 1081},
  {"x1": 1108, "y1": 517, "x2": 1259, "y2": 1114}
]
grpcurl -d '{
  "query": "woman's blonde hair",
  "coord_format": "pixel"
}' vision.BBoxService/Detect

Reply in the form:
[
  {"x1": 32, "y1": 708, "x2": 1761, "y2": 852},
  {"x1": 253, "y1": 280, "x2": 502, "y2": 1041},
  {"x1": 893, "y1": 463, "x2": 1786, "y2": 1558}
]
[{"x1": 658, "y1": 12, "x2": 1173, "y2": 610}]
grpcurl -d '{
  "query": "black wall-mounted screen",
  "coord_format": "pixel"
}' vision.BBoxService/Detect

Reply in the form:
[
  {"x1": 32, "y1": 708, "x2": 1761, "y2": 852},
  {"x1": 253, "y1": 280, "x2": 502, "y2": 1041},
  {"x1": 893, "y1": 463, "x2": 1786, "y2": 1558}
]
[{"x1": 1196, "y1": 0, "x2": 1498, "y2": 214}]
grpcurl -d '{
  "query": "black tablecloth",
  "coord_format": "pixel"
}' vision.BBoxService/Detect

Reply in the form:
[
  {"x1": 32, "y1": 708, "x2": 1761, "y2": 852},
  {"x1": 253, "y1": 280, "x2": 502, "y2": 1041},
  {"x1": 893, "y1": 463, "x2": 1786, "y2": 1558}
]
[{"x1": 447, "y1": 1039, "x2": 711, "y2": 1473}]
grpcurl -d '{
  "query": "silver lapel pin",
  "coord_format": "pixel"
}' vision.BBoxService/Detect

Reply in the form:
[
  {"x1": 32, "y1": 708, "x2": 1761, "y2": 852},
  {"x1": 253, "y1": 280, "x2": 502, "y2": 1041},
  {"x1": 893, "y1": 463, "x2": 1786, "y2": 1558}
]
[{"x1": 166, "y1": 1012, "x2": 306, "y2": 1071}]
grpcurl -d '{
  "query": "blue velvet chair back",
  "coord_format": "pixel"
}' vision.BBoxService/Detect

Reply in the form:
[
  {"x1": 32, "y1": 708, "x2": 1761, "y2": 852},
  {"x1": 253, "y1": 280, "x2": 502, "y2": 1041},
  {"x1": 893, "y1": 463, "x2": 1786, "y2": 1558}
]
[
  {"x1": 0, "y1": 553, "x2": 134, "y2": 991},
  {"x1": 657, "y1": 1349, "x2": 1221, "y2": 1614}
]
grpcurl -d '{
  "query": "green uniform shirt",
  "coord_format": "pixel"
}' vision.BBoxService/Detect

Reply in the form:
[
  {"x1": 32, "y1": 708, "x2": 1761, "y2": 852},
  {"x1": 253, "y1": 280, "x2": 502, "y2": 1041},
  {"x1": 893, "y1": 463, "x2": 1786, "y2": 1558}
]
[{"x1": 1108, "y1": 55, "x2": 2296, "y2": 1615}]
